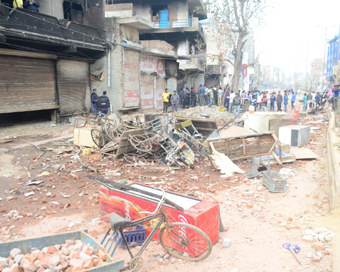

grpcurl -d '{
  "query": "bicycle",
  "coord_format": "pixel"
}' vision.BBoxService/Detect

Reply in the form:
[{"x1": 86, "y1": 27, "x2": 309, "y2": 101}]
[{"x1": 101, "y1": 188, "x2": 212, "y2": 271}]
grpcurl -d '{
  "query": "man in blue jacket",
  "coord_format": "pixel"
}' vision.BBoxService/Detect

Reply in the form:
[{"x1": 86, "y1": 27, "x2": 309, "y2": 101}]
[
  {"x1": 291, "y1": 92, "x2": 296, "y2": 110},
  {"x1": 198, "y1": 84, "x2": 205, "y2": 106},
  {"x1": 269, "y1": 92, "x2": 276, "y2": 111},
  {"x1": 284, "y1": 92, "x2": 289, "y2": 112},
  {"x1": 24, "y1": 0, "x2": 40, "y2": 12},
  {"x1": 315, "y1": 92, "x2": 321, "y2": 106}
]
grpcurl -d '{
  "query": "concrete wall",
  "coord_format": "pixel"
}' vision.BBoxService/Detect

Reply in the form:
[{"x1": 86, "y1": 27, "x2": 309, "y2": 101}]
[
  {"x1": 91, "y1": 17, "x2": 124, "y2": 112},
  {"x1": 176, "y1": 2, "x2": 189, "y2": 20},
  {"x1": 203, "y1": 21, "x2": 223, "y2": 66},
  {"x1": 121, "y1": 25, "x2": 139, "y2": 42},
  {"x1": 39, "y1": 0, "x2": 64, "y2": 19},
  {"x1": 167, "y1": 77, "x2": 177, "y2": 94},
  {"x1": 133, "y1": 3, "x2": 152, "y2": 21}
]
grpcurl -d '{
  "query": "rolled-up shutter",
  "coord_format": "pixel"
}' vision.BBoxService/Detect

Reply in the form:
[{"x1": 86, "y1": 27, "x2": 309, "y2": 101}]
[
  {"x1": 57, "y1": 59, "x2": 90, "y2": 116},
  {"x1": 0, "y1": 55, "x2": 58, "y2": 114}
]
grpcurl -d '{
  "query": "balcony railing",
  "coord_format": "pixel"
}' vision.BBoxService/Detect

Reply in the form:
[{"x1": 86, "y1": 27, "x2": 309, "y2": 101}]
[{"x1": 154, "y1": 18, "x2": 195, "y2": 29}]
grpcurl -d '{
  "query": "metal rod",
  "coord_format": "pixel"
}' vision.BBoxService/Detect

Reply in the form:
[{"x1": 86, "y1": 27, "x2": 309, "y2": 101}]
[
  {"x1": 101, "y1": 228, "x2": 110, "y2": 245},
  {"x1": 120, "y1": 229, "x2": 134, "y2": 259}
]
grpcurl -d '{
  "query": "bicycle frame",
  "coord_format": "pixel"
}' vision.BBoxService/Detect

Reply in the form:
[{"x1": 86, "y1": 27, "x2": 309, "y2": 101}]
[{"x1": 119, "y1": 210, "x2": 167, "y2": 259}]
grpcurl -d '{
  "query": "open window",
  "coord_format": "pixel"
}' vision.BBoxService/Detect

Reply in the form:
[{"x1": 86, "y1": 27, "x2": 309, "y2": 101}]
[
  {"x1": 63, "y1": 0, "x2": 84, "y2": 23},
  {"x1": 151, "y1": 4, "x2": 167, "y2": 22}
]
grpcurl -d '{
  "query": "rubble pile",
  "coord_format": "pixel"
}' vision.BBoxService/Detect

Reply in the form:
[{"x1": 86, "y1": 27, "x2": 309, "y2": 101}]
[{"x1": 0, "y1": 240, "x2": 107, "y2": 272}]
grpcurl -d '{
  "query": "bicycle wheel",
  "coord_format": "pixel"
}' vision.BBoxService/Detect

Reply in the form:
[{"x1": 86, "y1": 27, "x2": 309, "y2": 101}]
[{"x1": 159, "y1": 222, "x2": 212, "y2": 261}]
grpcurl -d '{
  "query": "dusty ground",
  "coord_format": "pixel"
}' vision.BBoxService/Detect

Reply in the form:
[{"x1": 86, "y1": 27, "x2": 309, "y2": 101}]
[{"x1": 0, "y1": 104, "x2": 335, "y2": 272}]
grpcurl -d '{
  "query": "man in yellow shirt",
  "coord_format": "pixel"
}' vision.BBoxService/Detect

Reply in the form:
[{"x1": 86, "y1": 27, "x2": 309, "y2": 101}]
[
  {"x1": 13, "y1": 0, "x2": 23, "y2": 8},
  {"x1": 162, "y1": 88, "x2": 170, "y2": 113}
]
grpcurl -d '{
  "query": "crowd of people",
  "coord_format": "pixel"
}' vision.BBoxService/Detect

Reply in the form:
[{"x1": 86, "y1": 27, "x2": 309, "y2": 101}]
[{"x1": 161, "y1": 84, "x2": 340, "y2": 115}]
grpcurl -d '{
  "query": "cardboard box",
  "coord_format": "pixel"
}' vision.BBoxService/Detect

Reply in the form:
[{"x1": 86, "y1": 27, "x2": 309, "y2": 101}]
[{"x1": 73, "y1": 127, "x2": 97, "y2": 147}]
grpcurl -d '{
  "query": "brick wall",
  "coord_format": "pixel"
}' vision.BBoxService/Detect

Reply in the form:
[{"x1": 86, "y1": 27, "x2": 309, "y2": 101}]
[{"x1": 105, "y1": 3, "x2": 132, "y2": 12}]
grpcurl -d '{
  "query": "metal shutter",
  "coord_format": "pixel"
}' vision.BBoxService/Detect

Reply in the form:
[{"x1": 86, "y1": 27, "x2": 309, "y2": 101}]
[
  {"x1": 57, "y1": 59, "x2": 90, "y2": 116},
  {"x1": 0, "y1": 55, "x2": 58, "y2": 114}
]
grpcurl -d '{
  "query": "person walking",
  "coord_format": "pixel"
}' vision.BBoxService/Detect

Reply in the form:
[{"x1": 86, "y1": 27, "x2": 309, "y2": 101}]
[
  {"x1": 231, "y1": 93, "x2": 241, "y2": 116},
  {"x1": 162, "y1": 88, "x2": 170, "y2": 113},
  {"x1": 291, "y1": 92, "x2": 296, "y2": 110},
  {"x1": 302, "y1": 93, "x2": 307, "y2": 112},
  {"x1": 269, "y1": 92, "x2": 276, "y2": 111},
  {"x1": 276, "y1": 91, "x2": 282, "y2": 111},
  {"x1": 284, "y1": 92, "x2": 288, "y2": 113},
  {"x1": 97, "y1": 91, "x2": 110, "y2": 115},
  {"x1": 198, "y1": 84, "x2": 205, "y2": 106},
  {"x1": 171, "y1": 90, "x2": 180, "y2": 113},
  {"x1": 91, "y1": 89, "x2": 98, "y2": 116},
  {"x1": 218, "y1": 87, "x2": 223, "y2": 106}
]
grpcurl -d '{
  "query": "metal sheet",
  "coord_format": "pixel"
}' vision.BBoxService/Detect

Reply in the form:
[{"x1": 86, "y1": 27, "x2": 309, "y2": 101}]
[
  {"x1": 57, "y1": 59, "x2": 90, "y2": 116},
  {"x1": 130, "y1": 184, "x2": 200, "y2": 210},
  {"x1": 0, "y1": 55, "x2": 58, "y2": 114}
]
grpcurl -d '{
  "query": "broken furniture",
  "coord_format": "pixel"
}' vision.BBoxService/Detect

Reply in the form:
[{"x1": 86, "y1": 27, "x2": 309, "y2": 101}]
[
  {"x1": 268, "y1": 118, "x2": 300, "y2": 137},
  {"x1": 262, "y1": 159, "x2": 287, "y2": 193},
  {"x1": 243, "y1": 112, "x2": 286, "y2": 133},
  {"x1": 0, "y1": 230, "x2": 124, "y2": 272},
  {"x1": 207, "y1": 131, "x2": 283, "y2": 165},
  {"x1": 93, "y1": 178, "x2": 220, "y2": 246},
  {"x1": 244, "y1": 158, "x2": 267, "y2": 179},
  {"x1": 279, "y1": 125, "x2": 310, "y2": 147},
  {"x1": 175, "y1": 117, "x2": 218, "y2": 137},
  {"x1": 175, "y1": 120, "x2": 202, "y2": 139}
]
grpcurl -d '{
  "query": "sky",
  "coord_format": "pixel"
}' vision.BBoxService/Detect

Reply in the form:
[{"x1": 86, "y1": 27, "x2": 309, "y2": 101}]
[{"x1": 255, "y1": 0, "x2": 340, "y2": 75}]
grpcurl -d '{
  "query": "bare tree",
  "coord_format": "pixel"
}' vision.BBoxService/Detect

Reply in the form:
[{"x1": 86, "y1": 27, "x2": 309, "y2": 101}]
[{"x1": 207, "y1": 0, "x2": 267, "y2": 91}]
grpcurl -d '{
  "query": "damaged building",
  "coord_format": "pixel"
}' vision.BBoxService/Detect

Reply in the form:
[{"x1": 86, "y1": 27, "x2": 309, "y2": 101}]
[
  {"x1": 94, "y1": 0, "x2": 206, "y2": 112},
  {"x1": 0, "y1": 0, "x2": 107, "y2": 123}
]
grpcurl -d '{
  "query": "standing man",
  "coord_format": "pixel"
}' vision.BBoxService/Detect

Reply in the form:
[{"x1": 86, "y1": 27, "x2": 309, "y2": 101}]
[
  {"x1": 218, "y1": 87, "x2": 224, "y2": 106},
  {"x1": 284, "y1": 92, "x2": 289, "y2": 113},
  {"x1": 213, "y1": 85, "x2": 218, "y2": 106},
  {"x1": 231, "y1": 93, "x2": 241, "y2": 116},
  {"x1": 178, "y1": 87, "x2": 185, "y2": 109},
  {"x1": 332, "y1": 84, "x2": 340, "y2": 109},
  {"x1": 208, "y1": 87, "x2": 214, "y2": 107},
  {"x1": 260, "y1": 94, "x2": 268, "y2": 112},
  {"x1": 91, "y1": 89, "x2": 98, "y2": 116},
  {"x1": 171, "y1": 90, "x2": 180, "y2": 113},
  {"x1": 302, "y1": 93, "x2": 307, "y2": 112},
  {"x1": 291, "y1": 92, "x2": 296, "y2": 110},
  {"x1": 162, "y1": 88, "x2": 170, "y2": 113},
  {"x1": 198, "y1": 84, "x2": 205, "y2": 106},
  {"x1": 185, "y1": 87, "x2": 190, "y2": 108},
  {"x1": 204, "y1": 85, "x2": 209, "y2": 105},
  {"x1": 315, "y1": 92, "x2": 321, "y2": 106},
  {"x1": 13, "y1": 0, "x2": 23, "y2": 8},
  {"x1": 224, "y1": 89, "x2": 230, "y2": 110},
  {"x1": 276, "y1": 91, "x2": 283, "y2": 112},
  {"x1": 97, "y1": 91, "x2": 110, "y2": 115},
  {"x1": 306, "y1": 91, "x2": 313, "y2": 101},
  {"x1": 23, "y1": 0, "x2": 40, "y2": 12},
  {"x1": 270, "y1": 92, "x2": 276, "y2": 111}
]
